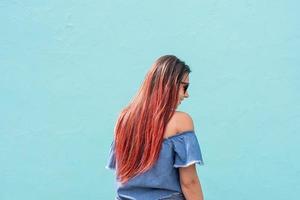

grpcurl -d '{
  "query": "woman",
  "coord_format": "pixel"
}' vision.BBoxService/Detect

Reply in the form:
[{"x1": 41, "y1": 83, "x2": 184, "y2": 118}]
[{"x1": 106, "y1": 55, "x2": 204, "y2": 200}]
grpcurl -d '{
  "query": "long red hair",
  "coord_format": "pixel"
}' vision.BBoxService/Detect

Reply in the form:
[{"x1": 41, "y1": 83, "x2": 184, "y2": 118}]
[{"x1": 114, "y1": 55, "x2": 191, "y2": 184}]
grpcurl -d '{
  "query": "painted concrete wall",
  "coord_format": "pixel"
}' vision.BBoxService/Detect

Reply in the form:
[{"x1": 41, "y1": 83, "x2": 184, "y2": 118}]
[{"x1": 1, "y1": 0, "x2": 299, "y2": 199}]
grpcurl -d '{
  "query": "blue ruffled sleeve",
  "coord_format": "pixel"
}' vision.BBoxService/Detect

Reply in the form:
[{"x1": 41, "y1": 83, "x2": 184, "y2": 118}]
[
  {"x1": 105, "y1": 141, "x2": 116, "y2": 170},
  {"x1": 172, "y1": 131, "x2": 204, "y2": 168}
]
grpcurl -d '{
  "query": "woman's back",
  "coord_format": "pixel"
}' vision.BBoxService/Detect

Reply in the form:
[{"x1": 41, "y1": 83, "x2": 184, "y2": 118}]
[{"x1": 106, "y1": 111, "x2": 204, "y2": 200}]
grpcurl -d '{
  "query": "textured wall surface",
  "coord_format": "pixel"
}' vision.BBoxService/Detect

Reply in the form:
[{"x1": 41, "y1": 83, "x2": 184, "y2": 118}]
[{"x1": 0, "y1": 0, "x2": 299, "y2": 199}]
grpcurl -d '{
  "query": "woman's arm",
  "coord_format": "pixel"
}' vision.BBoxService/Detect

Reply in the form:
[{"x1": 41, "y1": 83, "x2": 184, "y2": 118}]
[
  {"x1": 179, "y1": 164, "x2": 204, "y2": 200},
  {"x1": 175, "y1": 112, "x2": 204, "y2": 199}
]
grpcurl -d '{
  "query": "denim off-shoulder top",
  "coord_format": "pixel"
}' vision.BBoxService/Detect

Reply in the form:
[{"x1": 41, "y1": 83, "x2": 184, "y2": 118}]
[{"x1": 105, "y1": 130, "x2": 204, "y2": 200}]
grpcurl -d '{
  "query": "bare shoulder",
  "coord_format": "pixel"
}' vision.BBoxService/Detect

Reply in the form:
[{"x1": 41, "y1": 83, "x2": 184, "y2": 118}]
[
  {"x1": 164, "y1": 111, "x2": 195, "y2": 138},
  {"x1": 174, "y1": 111, "x2": 195, "y2": 133}
]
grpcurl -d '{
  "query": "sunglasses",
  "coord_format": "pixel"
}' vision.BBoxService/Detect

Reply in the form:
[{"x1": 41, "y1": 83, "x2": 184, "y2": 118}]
[{"x1": 180, "y1": 81, "x2": 189, "y2": 93}]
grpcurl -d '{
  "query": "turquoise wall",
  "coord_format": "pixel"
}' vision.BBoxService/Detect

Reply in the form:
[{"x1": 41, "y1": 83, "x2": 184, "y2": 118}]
[{"x1": 1, "y1": 0, "x2": 299, "y2": 199}]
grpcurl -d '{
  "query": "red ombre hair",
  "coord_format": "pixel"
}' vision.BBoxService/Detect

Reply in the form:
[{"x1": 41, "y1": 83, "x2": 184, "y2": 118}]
[{"x1": 114, "y1": 55, "x2": 191, "y2": 184}]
